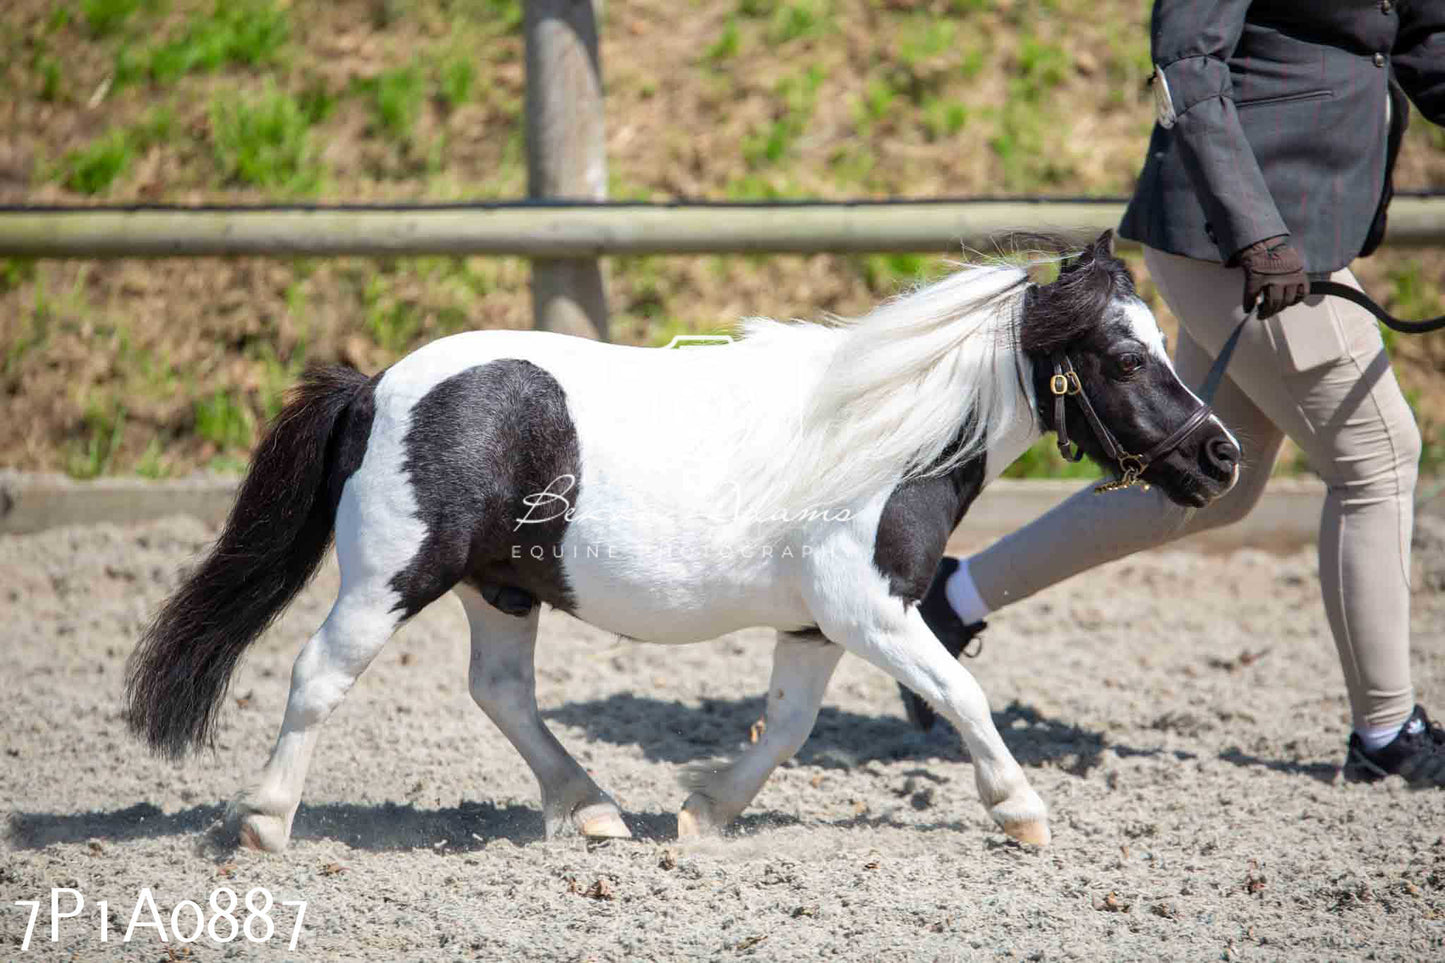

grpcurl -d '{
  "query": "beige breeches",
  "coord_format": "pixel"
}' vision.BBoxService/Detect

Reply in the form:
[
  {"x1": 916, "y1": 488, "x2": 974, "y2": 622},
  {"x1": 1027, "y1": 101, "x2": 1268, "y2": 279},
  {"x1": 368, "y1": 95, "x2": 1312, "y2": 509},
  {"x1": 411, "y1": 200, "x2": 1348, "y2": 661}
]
[{"x1": 971, "y1": 246, "x2": 1421, "y2": 731}]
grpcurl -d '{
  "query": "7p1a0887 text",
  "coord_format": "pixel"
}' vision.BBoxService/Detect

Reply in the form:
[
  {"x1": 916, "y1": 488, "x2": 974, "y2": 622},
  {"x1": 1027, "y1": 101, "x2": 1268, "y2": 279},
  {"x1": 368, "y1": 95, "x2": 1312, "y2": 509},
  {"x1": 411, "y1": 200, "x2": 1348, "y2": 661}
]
[{"x1": 14, "y1": 886, "x2": 307, "y2": 952}]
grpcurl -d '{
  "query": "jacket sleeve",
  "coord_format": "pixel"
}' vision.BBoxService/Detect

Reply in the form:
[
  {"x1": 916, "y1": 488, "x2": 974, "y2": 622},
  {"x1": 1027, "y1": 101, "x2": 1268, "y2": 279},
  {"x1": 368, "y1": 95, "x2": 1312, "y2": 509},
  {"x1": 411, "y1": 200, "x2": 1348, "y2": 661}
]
[
  {"x1": 1151, "y1": 0, "x2": 1289, "y2": 261},
  {"x1": 1394, "y1": 4, "x2": 1445, "y2": 126}
]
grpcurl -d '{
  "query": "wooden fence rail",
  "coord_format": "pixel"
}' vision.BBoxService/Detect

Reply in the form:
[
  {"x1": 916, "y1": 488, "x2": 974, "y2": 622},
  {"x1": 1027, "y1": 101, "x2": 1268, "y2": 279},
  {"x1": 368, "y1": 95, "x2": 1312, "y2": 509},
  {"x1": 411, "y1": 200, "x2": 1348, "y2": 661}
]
[{"x1": 2, "y1": 197, "x2": 1442, "y2": 259}]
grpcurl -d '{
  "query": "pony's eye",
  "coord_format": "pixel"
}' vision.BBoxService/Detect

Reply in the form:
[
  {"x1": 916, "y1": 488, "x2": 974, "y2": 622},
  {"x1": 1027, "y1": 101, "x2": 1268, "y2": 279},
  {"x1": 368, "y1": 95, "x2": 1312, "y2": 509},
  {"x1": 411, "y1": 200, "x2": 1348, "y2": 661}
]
[{"x1": 1117, "y1": 352, "x2": 1144, "y2": 374}]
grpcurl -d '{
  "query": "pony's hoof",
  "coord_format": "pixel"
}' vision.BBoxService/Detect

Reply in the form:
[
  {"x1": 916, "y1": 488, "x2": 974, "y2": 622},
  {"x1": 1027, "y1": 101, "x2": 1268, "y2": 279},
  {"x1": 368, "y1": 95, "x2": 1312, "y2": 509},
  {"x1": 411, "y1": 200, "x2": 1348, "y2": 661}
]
[
  {"x1": 677, "y1": 793, "x2": 721, "y2": 839},
  {"x1": 574, "y1": 802, "x2": 631, "y2": 839},
  {"x1": 985, "y1": 783, "x2": 1048, "y2": 847},
  {"x1": 237, "y1": 812, "x2": 289, "y2": 853},
  {"x1": 1000, "y1": 819, "x2": 1050, "y2": 847}
]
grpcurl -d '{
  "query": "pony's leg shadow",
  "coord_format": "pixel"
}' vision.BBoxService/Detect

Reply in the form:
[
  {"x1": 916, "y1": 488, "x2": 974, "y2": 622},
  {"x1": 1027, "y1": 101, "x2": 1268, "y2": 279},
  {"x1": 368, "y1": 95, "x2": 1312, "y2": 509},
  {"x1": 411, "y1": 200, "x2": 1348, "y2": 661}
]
[
  {"x1": 678, "y1": 630, "x2": 843, "y2": 838},
  {"x1": 457, "y1": 585, "x2": 631, "y2": 840},
  {"x1": 813, "y1": 599, "x2": 1050, "y2": 846}
]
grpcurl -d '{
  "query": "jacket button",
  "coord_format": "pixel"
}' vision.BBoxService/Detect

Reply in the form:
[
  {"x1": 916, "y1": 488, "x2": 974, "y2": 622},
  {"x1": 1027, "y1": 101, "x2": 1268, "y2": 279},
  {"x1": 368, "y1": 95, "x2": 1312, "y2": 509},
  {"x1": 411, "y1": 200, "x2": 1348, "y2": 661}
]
[{"x1": 1373, "y1": 52, "x2": 1386, "y2": 67}]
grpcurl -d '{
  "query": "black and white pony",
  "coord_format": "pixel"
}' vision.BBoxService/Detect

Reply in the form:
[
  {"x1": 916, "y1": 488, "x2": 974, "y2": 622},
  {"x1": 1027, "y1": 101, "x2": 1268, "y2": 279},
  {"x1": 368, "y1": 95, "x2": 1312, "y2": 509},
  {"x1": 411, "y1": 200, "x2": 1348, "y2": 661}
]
[{"x1": 127, "y1": 231, "x2": 1238, "y2": 852}]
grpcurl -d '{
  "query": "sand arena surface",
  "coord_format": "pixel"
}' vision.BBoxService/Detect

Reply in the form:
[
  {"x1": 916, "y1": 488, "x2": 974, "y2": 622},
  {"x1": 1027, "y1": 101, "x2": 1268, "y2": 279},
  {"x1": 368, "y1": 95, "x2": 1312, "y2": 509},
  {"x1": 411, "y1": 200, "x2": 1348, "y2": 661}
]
[{"x1": 2, "y1": 516, "x2": 1444, "y2": 960}]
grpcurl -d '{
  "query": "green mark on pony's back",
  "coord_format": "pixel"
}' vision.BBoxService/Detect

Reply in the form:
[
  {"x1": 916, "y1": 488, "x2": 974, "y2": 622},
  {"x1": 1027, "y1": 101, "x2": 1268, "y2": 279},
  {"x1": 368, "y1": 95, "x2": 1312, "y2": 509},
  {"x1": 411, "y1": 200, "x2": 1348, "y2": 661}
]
[{"x1": 664, "y1": 335, "x2": 735, "y2": 348}]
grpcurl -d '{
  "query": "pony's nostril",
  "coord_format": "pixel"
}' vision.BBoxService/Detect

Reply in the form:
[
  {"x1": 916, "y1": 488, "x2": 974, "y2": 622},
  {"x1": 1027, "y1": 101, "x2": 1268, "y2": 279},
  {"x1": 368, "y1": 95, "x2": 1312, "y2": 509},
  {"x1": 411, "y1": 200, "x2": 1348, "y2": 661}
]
[{"x1": 1204, "y1": 436, "x2": 1239, "y2": 474}]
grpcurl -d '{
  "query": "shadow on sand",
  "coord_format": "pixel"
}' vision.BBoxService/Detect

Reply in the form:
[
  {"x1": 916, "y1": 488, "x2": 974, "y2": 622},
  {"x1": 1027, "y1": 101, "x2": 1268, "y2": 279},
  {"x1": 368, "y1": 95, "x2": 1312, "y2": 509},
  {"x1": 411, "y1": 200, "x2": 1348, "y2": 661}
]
[
  {"x1": 9, "y1": 697, "x2": 1323, "y2": 854},
  {"x1": 4, "y1": 796, "x2": 988, "y2": 855},
  {"x1": 542, "y1": 694, "x2": 1109, "y2": 773},
  {"x1": 1215, "y1": 747, "x2": 1340, "y2": 785}
]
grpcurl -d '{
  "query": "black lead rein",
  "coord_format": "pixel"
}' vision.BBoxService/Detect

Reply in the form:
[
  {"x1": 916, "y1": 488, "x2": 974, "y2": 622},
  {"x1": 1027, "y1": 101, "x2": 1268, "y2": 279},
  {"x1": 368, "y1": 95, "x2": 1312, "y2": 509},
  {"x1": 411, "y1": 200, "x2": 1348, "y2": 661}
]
[
  {"x1": 1310, "y1": 280, "x2": 1445, "y2": 336},
  {"x1": 1201, "y1": 280, "x2": 1445, "y2": 406}
]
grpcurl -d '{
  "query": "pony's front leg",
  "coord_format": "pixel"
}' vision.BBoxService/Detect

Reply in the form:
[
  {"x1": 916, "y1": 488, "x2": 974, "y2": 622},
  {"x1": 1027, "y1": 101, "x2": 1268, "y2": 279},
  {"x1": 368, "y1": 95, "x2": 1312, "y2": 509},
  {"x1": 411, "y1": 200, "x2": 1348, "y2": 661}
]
[
  {"x1": 678, "y1": 630, "x2": 843, "y2": 838},
  {"x1": 811, "y1": 590, "x2": 1049, "y2": 846},
  {"x1": 455, "y1": 585, "x2": 630, "y2": 840}
]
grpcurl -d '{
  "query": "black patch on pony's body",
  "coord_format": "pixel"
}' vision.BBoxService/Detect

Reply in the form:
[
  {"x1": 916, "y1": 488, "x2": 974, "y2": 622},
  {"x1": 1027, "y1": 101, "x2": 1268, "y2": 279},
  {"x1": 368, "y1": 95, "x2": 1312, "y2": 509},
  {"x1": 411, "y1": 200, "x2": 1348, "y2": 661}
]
[
  {"x1": 391, "y1": 359, "x2": 581, "y2": 619},
  {"x1": 873, "y1": 443, "x2": 986, "y2": 604}
]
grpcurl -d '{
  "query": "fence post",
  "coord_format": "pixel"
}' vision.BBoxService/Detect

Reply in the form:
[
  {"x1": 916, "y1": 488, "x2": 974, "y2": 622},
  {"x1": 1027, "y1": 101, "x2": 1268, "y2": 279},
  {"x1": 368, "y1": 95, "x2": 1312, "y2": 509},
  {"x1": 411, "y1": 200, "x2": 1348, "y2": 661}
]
[{"x1": 524, "y1": 0, "x2": 609, "y2": 340}]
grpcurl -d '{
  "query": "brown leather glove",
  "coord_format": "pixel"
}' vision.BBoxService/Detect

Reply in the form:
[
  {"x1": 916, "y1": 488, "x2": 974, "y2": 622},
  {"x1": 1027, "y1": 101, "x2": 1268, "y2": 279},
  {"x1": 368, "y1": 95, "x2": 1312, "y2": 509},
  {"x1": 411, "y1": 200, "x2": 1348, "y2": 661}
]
[{"x1": 1234, "y1": 235, "x2": 1308, "y2": 319}]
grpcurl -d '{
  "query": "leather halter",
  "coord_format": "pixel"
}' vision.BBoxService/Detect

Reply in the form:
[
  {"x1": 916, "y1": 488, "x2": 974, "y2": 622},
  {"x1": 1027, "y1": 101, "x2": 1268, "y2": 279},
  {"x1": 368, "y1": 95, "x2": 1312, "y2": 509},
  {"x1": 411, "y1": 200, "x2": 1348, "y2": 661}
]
[{"x1": 1049, "y1": 354, "x2": 1215, "y2": 494}]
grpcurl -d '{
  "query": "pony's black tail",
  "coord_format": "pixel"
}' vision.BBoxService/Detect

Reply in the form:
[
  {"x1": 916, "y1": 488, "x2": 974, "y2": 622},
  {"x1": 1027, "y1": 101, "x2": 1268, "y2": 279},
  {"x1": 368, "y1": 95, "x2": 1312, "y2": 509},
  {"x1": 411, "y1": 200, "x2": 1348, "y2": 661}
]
[{"x1": 125, "y1": 365, "x2": 372, "y2": 759}]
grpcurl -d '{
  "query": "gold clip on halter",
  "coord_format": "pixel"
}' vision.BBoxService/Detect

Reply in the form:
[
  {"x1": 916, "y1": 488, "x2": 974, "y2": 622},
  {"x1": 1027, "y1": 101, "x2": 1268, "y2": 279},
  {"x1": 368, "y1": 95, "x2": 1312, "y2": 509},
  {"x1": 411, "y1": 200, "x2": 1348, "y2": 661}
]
[{"x1": 1094, "y1": 454, "x2": 1150, "y2": 494}]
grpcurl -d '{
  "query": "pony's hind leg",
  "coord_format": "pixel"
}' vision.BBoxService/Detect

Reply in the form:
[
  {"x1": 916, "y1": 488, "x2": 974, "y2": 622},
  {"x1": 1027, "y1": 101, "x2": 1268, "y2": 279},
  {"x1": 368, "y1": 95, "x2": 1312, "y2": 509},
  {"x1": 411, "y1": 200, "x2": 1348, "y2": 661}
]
[
  {"x1": 231, "y1": 586, "x2": 401, "y2": 852},
  {"x1": 456, "y1": 584, "x2": 630, "y2": 840},
  {"x1": 230, "y1": 475, "x2": 438, "y2": 853},
  {"x1": 678, "y1": 630, "x2": 843, "y2": 838}
]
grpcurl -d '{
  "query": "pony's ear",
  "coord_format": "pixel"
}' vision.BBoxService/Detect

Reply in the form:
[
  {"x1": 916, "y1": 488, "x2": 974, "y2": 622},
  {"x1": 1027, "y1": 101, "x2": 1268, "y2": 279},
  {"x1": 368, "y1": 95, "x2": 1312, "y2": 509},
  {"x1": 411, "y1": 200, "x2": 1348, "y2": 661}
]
[
  {"x1": 1060, "y1": 230, "x2": 1112, "y2": 274},
  {"x1": 1059, "y1": 249, "x2": 1089, "y2": 275}
]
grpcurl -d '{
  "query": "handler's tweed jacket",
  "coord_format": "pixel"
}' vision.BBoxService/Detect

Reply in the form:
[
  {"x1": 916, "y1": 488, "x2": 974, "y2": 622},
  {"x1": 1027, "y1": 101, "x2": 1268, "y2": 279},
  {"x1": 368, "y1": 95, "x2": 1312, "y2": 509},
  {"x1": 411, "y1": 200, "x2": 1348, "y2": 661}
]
[{"x1": 1119, "y1": 0, "x2": 1445, "y2": 275}]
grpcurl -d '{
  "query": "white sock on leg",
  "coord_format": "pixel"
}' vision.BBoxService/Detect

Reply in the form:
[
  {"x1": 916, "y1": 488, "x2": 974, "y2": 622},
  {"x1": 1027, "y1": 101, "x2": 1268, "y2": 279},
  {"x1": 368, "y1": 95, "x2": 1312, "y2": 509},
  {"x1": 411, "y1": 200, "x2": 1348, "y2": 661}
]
[
  {"x1": 1355, "y1": 722, "x2": 1405, "y2": 753},
  {"x1": 944, "y1": 558, "x2": 991, "y2": 625}
]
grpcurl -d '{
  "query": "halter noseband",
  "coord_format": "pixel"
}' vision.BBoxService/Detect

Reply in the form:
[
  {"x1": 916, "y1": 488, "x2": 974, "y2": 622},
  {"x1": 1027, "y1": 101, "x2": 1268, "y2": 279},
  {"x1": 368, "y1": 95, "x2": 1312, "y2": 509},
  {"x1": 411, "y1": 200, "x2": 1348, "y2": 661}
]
[{"x1": 1048, "y1": 353, "x2": 1215, "y2": 494}]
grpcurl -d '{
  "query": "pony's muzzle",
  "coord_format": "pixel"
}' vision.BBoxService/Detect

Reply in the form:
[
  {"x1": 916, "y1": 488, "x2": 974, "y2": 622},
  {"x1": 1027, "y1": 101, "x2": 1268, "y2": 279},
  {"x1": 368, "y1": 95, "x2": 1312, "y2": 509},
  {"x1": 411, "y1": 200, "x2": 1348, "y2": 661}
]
[{"x1": 1202, "y1": 435, "x2": 1240, "y2": 481}]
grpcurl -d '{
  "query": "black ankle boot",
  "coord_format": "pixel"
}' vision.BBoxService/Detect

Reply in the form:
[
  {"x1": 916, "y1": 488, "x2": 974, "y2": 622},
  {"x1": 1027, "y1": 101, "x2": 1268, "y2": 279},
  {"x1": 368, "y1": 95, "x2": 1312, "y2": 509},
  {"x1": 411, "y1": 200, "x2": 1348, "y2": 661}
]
[{"x1": 1344, "y1": 705, "x2": 1445, "y2": 787}]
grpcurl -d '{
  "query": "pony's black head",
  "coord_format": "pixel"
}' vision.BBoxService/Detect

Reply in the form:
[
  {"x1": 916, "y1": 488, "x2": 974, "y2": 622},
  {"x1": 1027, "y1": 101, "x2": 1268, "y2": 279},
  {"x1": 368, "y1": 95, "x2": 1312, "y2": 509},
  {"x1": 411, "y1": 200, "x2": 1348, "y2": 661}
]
[{"x1": 1019, "y1": 231, "x2": 1239, "y2": 507}]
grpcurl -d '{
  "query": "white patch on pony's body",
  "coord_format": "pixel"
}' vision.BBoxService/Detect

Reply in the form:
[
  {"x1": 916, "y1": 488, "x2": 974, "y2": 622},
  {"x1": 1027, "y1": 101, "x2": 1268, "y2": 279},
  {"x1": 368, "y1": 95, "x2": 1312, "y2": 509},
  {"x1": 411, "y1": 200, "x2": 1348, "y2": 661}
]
[
  {"x1": 333, "y1": 389, "x2": 428, "y2": 618},
  {"x1": 1121, "y1": 298, "x2": 1240, "y2": 452},
  {"x1": 980, "y1": 367, "x2": 1042, "y2": 486}
]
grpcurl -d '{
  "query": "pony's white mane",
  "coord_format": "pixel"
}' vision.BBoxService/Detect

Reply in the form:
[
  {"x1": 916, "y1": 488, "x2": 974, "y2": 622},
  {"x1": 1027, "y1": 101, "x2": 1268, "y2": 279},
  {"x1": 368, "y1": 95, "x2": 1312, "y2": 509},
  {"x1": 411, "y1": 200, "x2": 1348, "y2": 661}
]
[{"x1": 722, "y1": 260, "x2": 1039, "y2": 533}]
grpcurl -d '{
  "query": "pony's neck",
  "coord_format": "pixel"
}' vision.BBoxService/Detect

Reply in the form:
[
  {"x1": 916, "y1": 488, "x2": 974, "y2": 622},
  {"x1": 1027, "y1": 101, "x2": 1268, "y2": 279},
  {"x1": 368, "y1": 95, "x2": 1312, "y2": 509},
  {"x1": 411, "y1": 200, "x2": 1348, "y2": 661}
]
[{"x1": 723, "y1": 264, "x2": 1037, "y2": 532}]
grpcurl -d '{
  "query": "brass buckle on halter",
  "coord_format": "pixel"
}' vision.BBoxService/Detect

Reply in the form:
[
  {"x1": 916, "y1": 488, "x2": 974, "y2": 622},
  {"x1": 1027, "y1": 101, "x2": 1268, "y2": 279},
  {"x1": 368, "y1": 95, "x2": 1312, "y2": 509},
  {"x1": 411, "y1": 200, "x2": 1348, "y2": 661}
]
[
  {"x1": 1049, "y1": 372, "x2": 1082, "y2": 396},
  {"x1": 1094, "y1": 455, "x2": 1150, "y2": 494}
]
